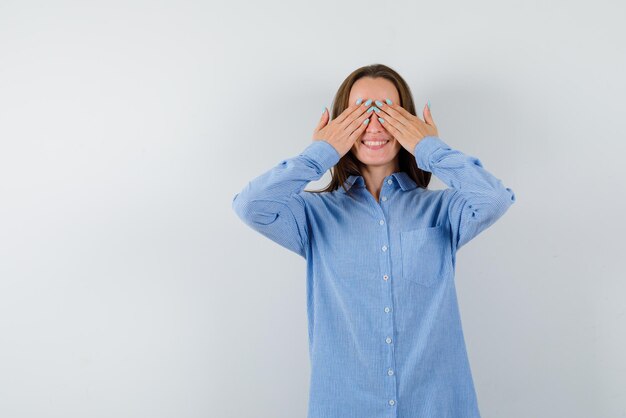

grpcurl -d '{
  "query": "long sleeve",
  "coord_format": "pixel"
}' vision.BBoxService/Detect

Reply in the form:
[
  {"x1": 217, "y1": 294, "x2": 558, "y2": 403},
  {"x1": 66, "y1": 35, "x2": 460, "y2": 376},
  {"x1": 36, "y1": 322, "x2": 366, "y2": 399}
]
[
  {"x1": 231, "y1": 140, "x2": 341, "y2": 259},
  {"x1": 413, "y1": 135, "x2": 516, "y2": 252}
]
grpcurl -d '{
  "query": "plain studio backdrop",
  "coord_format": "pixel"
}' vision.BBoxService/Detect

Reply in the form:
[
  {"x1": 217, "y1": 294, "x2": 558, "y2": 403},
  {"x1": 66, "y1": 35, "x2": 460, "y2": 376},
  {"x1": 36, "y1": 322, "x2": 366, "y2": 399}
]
[{"x1": 1, "y1": 0, "x2": 624, "y2": 417}]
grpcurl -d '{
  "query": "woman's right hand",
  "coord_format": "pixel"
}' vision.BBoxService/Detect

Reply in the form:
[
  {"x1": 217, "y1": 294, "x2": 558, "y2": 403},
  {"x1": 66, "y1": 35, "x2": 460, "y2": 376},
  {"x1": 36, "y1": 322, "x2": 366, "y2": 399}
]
[{"x1": 313, "y1": 101, "x2": 371, "y2": 157}]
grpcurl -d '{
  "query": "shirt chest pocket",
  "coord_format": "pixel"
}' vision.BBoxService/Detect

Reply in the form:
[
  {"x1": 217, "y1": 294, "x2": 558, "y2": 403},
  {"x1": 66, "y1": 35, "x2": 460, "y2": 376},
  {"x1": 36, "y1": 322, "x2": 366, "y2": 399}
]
[{"x1": 400, "y1": 224, "x2": 451, "y2": 287}]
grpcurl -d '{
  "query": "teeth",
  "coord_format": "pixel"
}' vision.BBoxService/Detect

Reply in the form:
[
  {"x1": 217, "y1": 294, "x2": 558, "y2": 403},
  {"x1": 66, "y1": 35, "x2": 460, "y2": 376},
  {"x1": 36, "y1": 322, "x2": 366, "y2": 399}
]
[{"x1": 363, "y1": 140, "x2": 389, "y2": 146}]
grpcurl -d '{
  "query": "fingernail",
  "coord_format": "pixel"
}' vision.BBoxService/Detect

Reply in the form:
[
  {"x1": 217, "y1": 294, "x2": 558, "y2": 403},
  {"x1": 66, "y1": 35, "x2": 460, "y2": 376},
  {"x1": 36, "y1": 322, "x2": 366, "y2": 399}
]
[
  {"x1": 375, "y1": 100, "x2": 384, "y2": 107},
  {"x1": 363, "y1": 118, "x2": 370, "y2": 125},
  {"x1": 322, "y1": 107, "x2": 326, "y2": 114},
  {"x1": 356, "y1": 98, "x2": 363, "y2": 105},
  {"x1": 364, "y1": 99, "x2": 372, "y2": 106},
  {"x1": 385, "y1": 98, "x2": 393, "y2": 105},
  {"x1": 427, "y1": 100, "x2": 431, "y2": 110},
  {"x1": 378, "y1": 117, "x2": 385, "y2": 123}
]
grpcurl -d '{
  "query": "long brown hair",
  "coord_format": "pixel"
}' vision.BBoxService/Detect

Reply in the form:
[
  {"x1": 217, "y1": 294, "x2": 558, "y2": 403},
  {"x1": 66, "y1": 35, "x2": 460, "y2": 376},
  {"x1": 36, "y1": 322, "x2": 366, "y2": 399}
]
[{"x1": 306, "y1": 64, "x2": 432, "y2": 198}]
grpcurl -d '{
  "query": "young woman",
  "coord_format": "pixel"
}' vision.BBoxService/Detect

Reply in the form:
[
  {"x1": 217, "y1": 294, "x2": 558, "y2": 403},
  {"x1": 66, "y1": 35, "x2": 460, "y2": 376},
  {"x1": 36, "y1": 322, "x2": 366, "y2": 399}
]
[{"x1": 232, "y1": 64, "x2": 516, "y2": 418}]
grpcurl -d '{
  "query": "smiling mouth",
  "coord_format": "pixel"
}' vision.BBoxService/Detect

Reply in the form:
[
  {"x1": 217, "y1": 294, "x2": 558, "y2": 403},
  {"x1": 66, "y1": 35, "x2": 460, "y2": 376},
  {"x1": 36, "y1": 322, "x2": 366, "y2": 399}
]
[{"x1": 361, "y1": 140, "x2": 390, "y2": 150}]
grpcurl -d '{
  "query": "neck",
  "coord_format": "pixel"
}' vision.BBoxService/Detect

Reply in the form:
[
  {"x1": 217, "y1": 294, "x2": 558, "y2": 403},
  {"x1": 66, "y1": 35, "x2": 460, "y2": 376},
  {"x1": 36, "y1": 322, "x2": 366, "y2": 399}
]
[{"x1": 360, "y1": 159, "x2": 400, "y2": 201}]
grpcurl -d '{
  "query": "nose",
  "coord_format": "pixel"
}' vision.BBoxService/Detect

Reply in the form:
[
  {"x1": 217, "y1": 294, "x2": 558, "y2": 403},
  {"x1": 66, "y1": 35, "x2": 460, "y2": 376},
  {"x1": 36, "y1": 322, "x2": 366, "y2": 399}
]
[{"x1": 365, "y1": 112, "x2": 385, "y2": 132}]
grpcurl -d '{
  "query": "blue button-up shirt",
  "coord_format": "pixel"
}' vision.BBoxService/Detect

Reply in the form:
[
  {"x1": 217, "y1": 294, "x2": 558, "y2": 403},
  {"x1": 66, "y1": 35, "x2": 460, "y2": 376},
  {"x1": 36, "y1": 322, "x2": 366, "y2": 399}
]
[{"x1": 232, "y1": 136, "x2": 516, "y2": 418}]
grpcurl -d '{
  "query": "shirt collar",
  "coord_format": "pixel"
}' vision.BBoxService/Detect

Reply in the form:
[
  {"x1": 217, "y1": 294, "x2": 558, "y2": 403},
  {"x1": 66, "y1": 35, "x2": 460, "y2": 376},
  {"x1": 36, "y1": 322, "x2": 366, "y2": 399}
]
[{"x1": 341, "y1": 171, "x2": 417, "y2": 192}]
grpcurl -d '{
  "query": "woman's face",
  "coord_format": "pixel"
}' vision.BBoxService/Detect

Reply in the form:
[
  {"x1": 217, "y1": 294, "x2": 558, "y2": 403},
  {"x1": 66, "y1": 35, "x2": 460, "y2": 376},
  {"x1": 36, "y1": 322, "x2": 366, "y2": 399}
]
[{"x1": 348, "y1": 77, "x2": 403, "y2": 167}]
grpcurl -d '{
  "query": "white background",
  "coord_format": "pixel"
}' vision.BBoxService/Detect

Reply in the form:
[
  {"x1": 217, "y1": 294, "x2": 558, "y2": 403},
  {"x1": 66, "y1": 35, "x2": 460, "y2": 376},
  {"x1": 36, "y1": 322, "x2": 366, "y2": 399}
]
[{"x1": 1, "y1": 1, "x2": 624, "y2": 417}]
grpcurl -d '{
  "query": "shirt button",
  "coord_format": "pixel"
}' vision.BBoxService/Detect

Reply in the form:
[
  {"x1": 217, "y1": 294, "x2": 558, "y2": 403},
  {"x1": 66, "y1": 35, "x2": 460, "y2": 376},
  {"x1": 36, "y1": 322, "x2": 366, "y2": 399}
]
[
  {"x1": 381, "y1": 245, "x2": 388, "y2": 252},
  {"x1": 389, "y1": 399, "x2": 395, "y2": 406},
  {"x1": 385, "y1": 337, "x2": 392, "y2": 344},
  {"x1": 383, "y1": 274, "x2": 389, "y2": 281},
  {"x1": 388, "y1": 368, "x2": 394, "y2": 376},
  {"x1": 381, "y1": 196, "x2": 387, "y2": 201},
  {"x1": 384, "y1": 306, "x2": 390, "y2": 313},
  {"x1": 379, "y1": 219, "x2": 384, "y2": 225},
  {"x1": 387, "y1": 179, "x2": 393, "y2": 185}
]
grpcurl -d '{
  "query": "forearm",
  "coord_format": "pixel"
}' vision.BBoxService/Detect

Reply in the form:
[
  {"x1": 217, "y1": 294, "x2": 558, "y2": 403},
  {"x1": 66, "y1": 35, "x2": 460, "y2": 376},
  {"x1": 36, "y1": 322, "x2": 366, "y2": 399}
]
[
  {"x1": 232, "y1": 140, "x2": 340, "y2": 209},
  {"x1": 413, "y1": 135, "x2": 516, "y2": 250},
  {"x1": 231, "y1": 140, "x2": 340, "y2": 258}
]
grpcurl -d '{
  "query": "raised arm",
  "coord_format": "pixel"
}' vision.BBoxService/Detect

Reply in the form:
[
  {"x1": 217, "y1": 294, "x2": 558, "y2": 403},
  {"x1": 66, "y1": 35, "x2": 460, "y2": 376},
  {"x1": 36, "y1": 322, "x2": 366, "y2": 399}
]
[
  {"x1": 373, "y1": 99, "x2": 516, "y2": 253},
  {"x1": 414, "y1": 135, "x2": 516, "y2": 252},
  {"x1": 231, "y1": 140, "x2": 340, "y2": 258},
  {"x1": 232, "y1": 99, "x2": 374, "y2": 258}
]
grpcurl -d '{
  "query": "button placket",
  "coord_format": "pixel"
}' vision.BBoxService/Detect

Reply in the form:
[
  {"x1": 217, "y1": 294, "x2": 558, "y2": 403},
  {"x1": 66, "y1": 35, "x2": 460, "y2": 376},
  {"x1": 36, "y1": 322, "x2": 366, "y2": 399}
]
[{"x1": 378, "y1": 176, "x2": 398, "y2": 409}]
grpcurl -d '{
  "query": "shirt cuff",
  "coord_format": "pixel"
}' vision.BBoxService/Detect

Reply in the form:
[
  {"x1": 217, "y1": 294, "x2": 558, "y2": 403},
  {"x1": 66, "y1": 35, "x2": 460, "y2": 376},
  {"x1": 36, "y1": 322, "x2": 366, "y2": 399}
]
[
  {"x1": 300, "y1": 140, "x2": 341, "y2": 173},
  {"x1": 413, "y1": 135, "x2": 451, "y2": 171}
]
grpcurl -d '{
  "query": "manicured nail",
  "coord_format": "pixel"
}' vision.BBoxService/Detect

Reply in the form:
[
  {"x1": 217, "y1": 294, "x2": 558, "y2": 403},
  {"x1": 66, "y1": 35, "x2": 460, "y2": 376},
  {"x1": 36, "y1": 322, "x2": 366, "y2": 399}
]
[
  {"x1": 355, "y1": 98, "x2": 363, "y2": 105},
  {"x1": 378, "y1": 117, "x2": 385, "y2": 123},
  {"x1": 363, "y1": 118, "x2": 370, "y2": 125},
  {"x1": 364, "y1": 99, "x2": 372, "y2": 106},
  {"x1": 375, "y1": 100, "x2": 384, "y2": 107},
  {"x1": 385, "y1": 98, "x2": 393, "y2": 105},
  {"x1": 372, "y1": 106, "x2": 381, "y2": 113},
  {"x1": 427, "y1": 100, "x2": 431, "y2": 110},
  {"x1": 322, "y1": 107, "x2": 326, "y2": 114},
  {"x1": 367, "y1": 106, "x2": 375, "y2": 113}
]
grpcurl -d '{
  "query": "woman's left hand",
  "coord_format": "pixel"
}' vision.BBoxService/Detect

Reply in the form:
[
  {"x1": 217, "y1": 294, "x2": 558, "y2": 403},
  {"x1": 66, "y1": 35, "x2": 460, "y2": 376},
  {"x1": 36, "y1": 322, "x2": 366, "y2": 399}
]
[{"x1": 376, "y1": 100, "x2": 439, "y2": 155}]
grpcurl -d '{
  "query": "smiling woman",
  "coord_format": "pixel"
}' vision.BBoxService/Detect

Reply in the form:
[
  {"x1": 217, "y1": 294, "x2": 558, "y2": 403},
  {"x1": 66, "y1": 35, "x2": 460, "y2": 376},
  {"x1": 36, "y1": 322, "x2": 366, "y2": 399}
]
[{"x1": 231, "y1": 63, "x2": 516, "y2": 418}]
